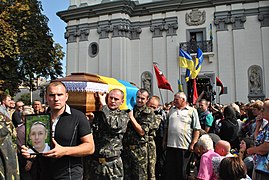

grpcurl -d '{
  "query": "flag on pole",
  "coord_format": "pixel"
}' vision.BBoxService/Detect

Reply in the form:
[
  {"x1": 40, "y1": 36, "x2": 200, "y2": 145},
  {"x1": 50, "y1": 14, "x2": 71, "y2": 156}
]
[
  {"x1": 216, "y1": 76, "x2": 224, "y2": 95},
  {"x1": 179, "y1": 49, "x2": 194, "y2": 71},
  {"x1": 191, "y1": 48, "x2": 204, "y2": 79},
  {"x1": 178, "y1": 79, "x2": 183, "y2": 92},
  {"x1": 193, "y1": 79, "x2": 198, "y2": 104},
  {"x1": 185, "y1": 69, "x2": 191, "y2": 82},
  {"x1": 153, "y1": 64, "x2": 173, "y2": 92}
]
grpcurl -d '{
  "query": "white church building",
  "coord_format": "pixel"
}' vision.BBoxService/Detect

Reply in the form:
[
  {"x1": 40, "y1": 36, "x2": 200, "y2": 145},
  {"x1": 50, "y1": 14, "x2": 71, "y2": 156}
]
[{"x1": 57, "y1": 0, "x2": 269, "y2": 104}]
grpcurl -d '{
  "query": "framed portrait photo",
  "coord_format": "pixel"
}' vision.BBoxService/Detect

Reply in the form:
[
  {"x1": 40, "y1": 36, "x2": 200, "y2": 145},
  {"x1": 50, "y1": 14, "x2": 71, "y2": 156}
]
[{"x1": 25, "y1": 114, "x2": 51, "y2": 154}]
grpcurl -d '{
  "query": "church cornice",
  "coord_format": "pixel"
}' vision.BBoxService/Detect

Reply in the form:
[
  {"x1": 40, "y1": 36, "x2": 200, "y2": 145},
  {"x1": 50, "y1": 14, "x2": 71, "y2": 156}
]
[
  {"x1": 64, "y1": 17, "x2": 178, "y2": 42},
  {"x1": 214, "y1": 6, "x2": 269, "y2": 30},
  {"x1": 57, "y1": 0, "x2": 260, "y2": 23},
  {"x1": 57, "y1": 1, "x2": 136, "y2": 23}
]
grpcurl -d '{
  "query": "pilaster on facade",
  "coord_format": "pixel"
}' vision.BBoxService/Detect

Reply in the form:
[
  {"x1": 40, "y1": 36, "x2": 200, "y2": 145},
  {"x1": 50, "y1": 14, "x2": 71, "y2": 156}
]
[
  {"x1": 65, "y1": 24, "x2": 92, "y2": 43},
  {"x1": 214, "y1": 11, "x2": 247, "y2": 31},
  {"x1": 150, "y1": 17, "x2": 178, "y2": 37},
  {"x1": 70, "y1": 17, "x2": 177, "y2": 40},
  {"x1": 65, "y1": 26, "x2": 78, "y2": 43},
  {"x1": 111, "y1": 19, "x2": 131, "y2": 38},
  {"x1": 214, "y1": 6, "x2": 269, "y2": 31},
  {"x1": 230, "y1": 16, "x2": 246, "y2": 30},
  {"x1": 258, "y1": 7, "x2": 269, "y2": 27},
  {"x1": 77, "y1": 23, "x2": 90, "y2": 41},
  {"x1": 214, "y1": 11, "x2": 229, "y2": 31},
  {"x1": 97, "y1": 20, "x2": 112, "y2": 39},
  {"x1": 130, "y1": 26, "x2": 142, "y2": 40},
  {"x1": 164, "y1": 17, "x2": 178, "y2": 36},
  {"x1": 230, "y1": 9, "x2": 246, "y2": 30},
  {"x1": 96, "y1": 19, "x2": 142, "y2": 39}
]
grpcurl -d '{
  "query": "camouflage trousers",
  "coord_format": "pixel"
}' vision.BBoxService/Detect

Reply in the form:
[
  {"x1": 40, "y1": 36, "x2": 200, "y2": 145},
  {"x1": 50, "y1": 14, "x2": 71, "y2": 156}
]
[
  {"x1": 89, "y1": 156, "x2": 124, "y2": 180},
  {"x1": 122, "y1": 143, "x2": 148, "y2": 180},
  {"x1": 148, "y1": 139, "x2": 156, "y2": 180}
]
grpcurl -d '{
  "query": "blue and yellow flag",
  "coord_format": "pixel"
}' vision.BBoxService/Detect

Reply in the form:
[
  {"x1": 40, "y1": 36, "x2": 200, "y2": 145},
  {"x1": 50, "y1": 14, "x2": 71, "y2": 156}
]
[
  {"x1": 179, "y1": 49, "x2": 194, "y2": 71},
  {"x1": 191, "y1": 48, "x2": 204, "y2": 79},
  {"x1": 178, "y1": 79, "x2": 183, "y2": 92},
  {"x1": 185, "y1": 69, "x2": 191, "y2": 82}
]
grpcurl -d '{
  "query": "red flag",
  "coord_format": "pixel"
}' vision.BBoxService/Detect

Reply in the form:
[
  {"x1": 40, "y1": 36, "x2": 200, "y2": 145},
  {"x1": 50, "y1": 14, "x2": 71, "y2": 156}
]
[
  {"x1": 193, "y1": 79, "x2": 198, "y2": 104},
  {"x1": 216, "y1": 76, "x2": 224, "y2": 95},
  {"x1": 153, "y1": 64, "x2": 173, "y2": 92}
]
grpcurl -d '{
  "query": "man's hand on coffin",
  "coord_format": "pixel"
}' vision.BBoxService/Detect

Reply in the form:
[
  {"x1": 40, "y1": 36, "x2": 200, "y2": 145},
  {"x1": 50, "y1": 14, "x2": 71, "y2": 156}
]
[{"x1": 98, "y1": 92, "x2": 107, "y2": 105}]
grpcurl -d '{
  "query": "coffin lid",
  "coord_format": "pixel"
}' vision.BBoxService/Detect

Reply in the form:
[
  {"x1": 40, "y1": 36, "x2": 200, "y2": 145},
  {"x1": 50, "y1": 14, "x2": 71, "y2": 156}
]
[{"x1": 55, "y1": 72, "x2": 106, "y2": 83}]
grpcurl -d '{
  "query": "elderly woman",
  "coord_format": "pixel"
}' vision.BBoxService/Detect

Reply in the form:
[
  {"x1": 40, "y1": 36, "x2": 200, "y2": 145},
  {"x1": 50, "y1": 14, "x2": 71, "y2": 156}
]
[
  {"x1": 196, "y1": 134, "x2": 220, "y2": 180},
  {"x1": 247, "y1": 99, "x2": 269, "y2": 180}
]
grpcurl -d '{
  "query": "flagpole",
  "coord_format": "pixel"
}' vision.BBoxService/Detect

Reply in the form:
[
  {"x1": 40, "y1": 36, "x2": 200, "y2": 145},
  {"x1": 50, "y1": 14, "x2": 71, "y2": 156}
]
[
  {"x1": 178, "y1": 48, "x2": 181, "y2": 93},
  {"x1": 159, "y1": 88, "x2": 164, "y2": 105}
]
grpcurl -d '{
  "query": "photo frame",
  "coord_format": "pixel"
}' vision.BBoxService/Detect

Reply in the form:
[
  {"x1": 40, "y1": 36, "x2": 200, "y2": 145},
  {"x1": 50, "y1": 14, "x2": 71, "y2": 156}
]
[{"x1": 25, "y1": 114, "x2": 51, "y2": 154}]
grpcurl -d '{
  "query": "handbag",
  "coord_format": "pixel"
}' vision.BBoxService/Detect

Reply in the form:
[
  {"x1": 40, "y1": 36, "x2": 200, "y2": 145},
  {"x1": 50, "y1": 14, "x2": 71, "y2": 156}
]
[{"x1": 255, "y1": 153, "x2": 269, "y2": 174}]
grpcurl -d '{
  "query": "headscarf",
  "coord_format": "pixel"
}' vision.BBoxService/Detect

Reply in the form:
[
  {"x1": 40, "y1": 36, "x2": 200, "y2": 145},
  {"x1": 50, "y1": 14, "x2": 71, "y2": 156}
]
[{"x1": 223, "y1": 105, "x2": 237, "y2": 123}]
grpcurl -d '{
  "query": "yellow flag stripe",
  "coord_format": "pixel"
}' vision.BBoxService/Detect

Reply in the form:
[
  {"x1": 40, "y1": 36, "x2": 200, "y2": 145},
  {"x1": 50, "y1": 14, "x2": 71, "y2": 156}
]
[{"x1": 98, "y1": 75, "x2": 128, "y2": 110}]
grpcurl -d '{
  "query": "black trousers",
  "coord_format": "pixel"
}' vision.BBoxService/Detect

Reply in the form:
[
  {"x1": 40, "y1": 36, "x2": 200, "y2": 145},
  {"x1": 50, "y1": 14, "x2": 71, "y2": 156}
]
[{"x1": 165, "y1": 147, "x2": 192, "y2": 180}]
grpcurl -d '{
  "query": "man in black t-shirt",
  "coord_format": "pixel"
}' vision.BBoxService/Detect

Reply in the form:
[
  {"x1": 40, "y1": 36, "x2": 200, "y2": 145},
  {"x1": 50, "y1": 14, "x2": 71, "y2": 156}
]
[{"x1": 22, "y1": 81, "x2": 95, "y2": 180}]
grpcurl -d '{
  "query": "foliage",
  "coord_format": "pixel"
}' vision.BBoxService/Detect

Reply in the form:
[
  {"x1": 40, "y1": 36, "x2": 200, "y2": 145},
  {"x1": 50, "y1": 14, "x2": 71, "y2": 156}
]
[
  {"x1": 18, "y1": 93, "x2": 31, "y2": 105},
  {"x1": 0, "y1": 0, "x2": 64, "y2": 96},
  {"x1": 0, "y1": 0, "x2": 21, "y2": 58}
]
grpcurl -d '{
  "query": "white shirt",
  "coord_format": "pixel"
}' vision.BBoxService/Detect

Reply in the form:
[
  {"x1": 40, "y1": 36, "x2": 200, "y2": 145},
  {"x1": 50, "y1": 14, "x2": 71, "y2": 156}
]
[
  {"x1": 167, "y1": 106, "x2": 200, "y2": 149},
  {"x1": 28, "y1": 143, "x2": 50, "y2": 154}
]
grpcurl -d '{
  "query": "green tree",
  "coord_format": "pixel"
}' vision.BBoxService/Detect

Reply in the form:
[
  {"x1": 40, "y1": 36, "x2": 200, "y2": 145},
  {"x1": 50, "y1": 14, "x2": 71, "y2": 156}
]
[
  {"x1": 0, "y1": 0, "x2": 64, "y2": 96},
  {"x1": 0, "y1": 0, "x2": 20, "y2": 59},
  {"x1": 18, "y1": 93, "x2": 31, "y2": 105}
]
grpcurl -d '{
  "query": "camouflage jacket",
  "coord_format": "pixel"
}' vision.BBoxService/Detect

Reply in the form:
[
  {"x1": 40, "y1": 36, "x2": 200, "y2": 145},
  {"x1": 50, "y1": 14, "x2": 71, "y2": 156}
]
[
  {"x1": 92, "y1": 105, "x2": 129, "y2": 158},
  {"x1": 0, "y1": 112, "x2": 17, "y2": 143},
  {"x1": 0, "y1": 120, "x2": 20, "y2": 180},
  {"x1": 148, "y1": 113, "x2": 162, "y2": 139},
  {"x1": 123, "y1": 105, "x2": 155, "y2": 145}
]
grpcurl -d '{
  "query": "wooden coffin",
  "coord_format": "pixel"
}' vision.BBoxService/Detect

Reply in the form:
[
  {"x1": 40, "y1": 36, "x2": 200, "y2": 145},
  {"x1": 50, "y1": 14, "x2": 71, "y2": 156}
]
[
  {"x1": 55, "y1": 73, "x2": 105, "y2": 114},
  {"x1": 67, "y1": 91, "x2": 101, "y2": 115},
  {"x1": 54, "y1": 72, "x2": 138, "y2": 115}
]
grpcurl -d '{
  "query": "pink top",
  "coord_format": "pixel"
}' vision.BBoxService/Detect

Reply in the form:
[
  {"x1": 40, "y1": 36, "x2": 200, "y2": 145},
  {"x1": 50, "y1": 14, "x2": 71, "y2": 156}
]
[{"x1": 197, "y1": 150, "x2": 220, "y2": 180}]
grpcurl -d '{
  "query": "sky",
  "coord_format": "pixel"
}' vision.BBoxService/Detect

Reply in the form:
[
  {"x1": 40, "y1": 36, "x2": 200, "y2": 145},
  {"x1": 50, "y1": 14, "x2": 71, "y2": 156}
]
[{"x1": 40, "y1": 0, "x2": 69, "y2": 76}]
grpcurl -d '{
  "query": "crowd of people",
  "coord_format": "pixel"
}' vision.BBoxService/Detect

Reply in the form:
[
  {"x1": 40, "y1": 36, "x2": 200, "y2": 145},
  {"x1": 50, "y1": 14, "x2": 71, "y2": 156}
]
[{"x1": 0, "y1": 82, "x2": 268, "y2": 180}]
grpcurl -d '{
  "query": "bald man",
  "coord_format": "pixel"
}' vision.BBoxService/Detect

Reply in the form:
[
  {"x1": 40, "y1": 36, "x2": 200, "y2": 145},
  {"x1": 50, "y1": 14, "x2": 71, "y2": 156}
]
[
  {"x1": 212, "y1": 140, "x2": 233, "y2": 176},
  {"x1": 215, "y1": 140, "x2": 231, "y2": 156}
]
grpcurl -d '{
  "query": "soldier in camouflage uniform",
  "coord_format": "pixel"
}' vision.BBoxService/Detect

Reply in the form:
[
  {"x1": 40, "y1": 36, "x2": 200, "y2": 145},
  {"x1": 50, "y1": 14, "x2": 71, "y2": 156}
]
[
  {"x1": 146, "y1": 96, "x2": 162, "y2": 180},
  {"x1": 0, "y1": 112, "x2": 20, "y2": 180},
  {"x1": 89, "y1": 89, "x2": 129, "y2": 179},
  {"x1": 122, "y1": 88, "x2": 155, "y2": 180}
]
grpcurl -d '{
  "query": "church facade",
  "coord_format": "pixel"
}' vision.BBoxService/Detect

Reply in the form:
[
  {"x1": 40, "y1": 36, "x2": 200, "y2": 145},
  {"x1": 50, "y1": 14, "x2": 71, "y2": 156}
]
[{"x1": 57, "y1": 0, "x2": 269, "y2": 104}]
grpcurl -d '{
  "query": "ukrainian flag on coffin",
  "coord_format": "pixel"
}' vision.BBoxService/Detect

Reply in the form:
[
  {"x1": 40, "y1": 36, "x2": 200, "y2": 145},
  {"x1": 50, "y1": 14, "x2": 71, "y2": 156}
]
[
  {"x1": 60, "y1": 73, "x2": 138, "y2": 110},
  {"x1": 98, "y1": 75, "x2": 138, "y2": 110}
]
